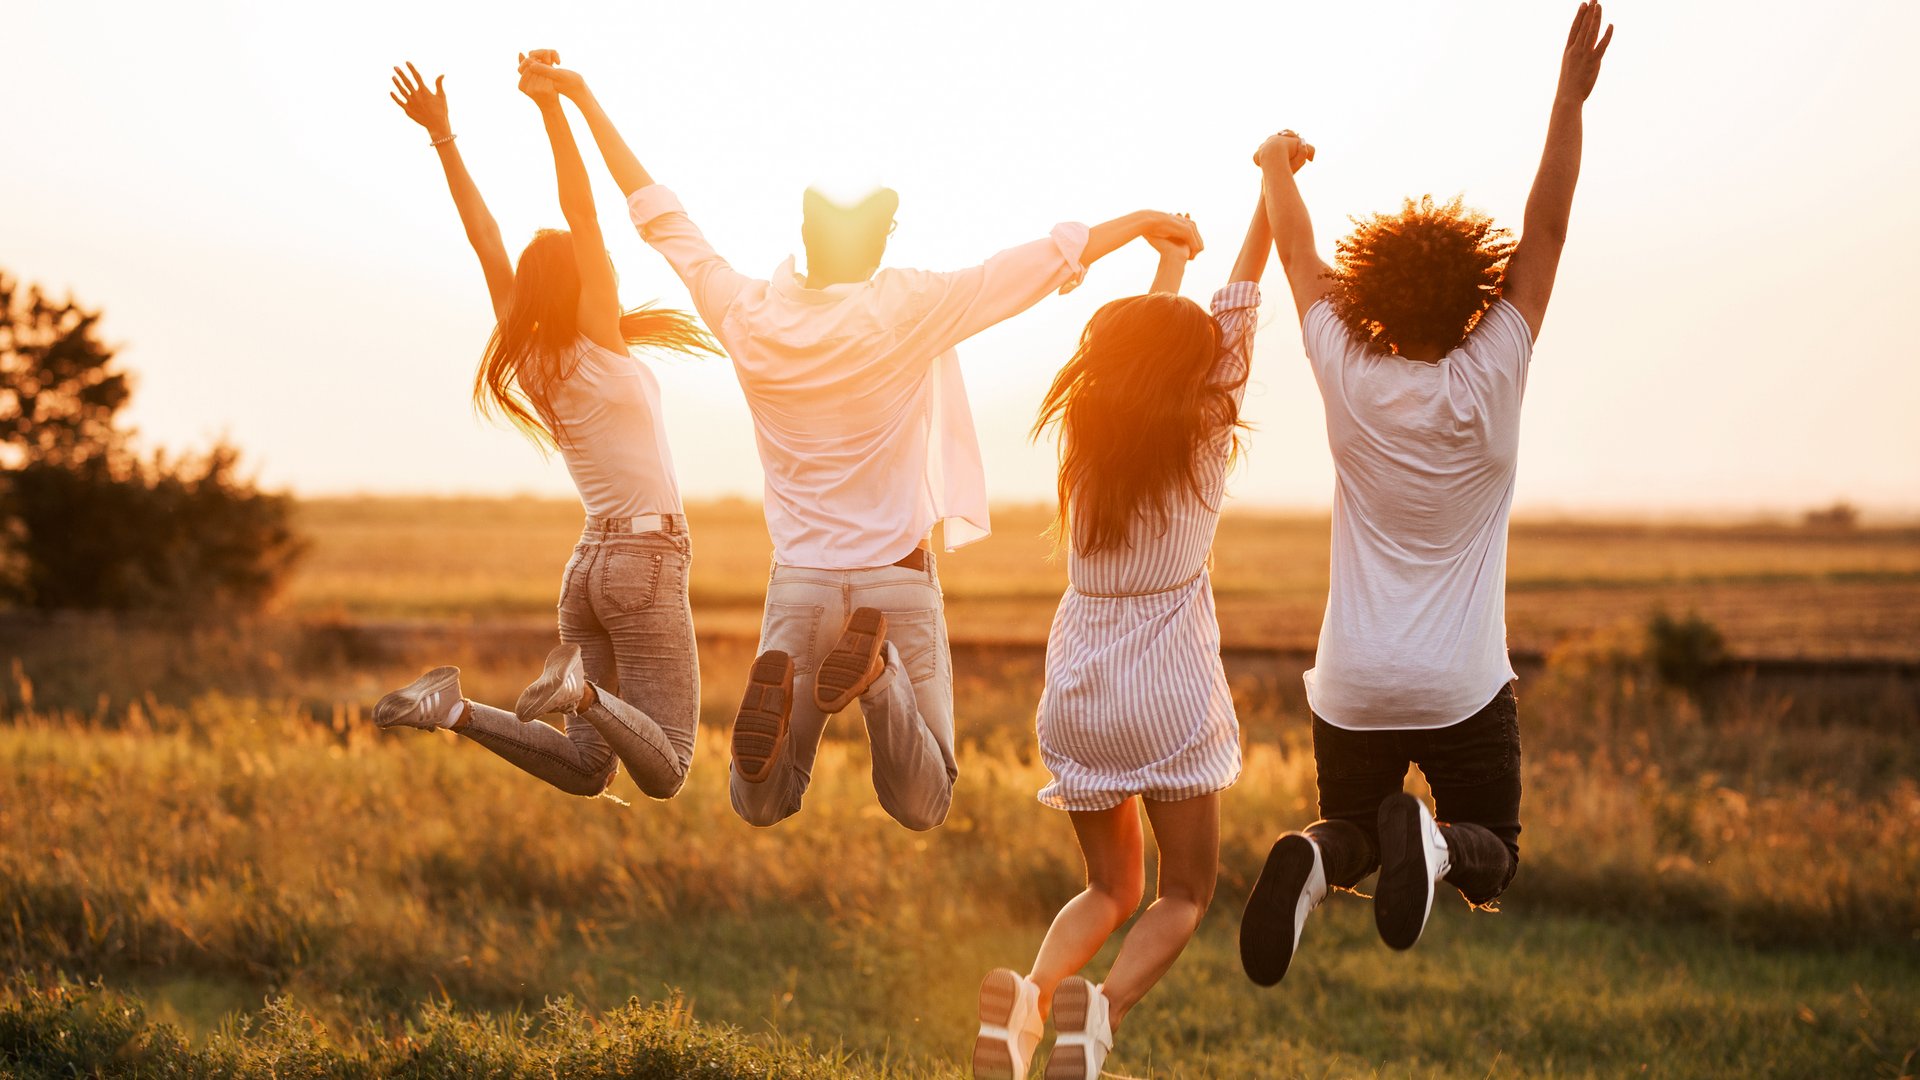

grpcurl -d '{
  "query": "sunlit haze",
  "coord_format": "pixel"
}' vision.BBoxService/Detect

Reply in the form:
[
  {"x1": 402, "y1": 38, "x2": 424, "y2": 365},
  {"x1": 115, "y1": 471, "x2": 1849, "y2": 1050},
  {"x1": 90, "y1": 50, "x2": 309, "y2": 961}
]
[{"x1": 7, "y1": 1, "x2": 1918, "y2": 516}]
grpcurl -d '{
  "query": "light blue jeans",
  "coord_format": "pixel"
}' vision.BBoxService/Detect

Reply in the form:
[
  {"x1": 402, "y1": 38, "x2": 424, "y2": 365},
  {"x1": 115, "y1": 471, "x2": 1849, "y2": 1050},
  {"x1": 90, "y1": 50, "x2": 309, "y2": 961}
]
[
  {"x1": 459, "y1": 523, "x2": 700, "y2": 799},
  {"x1": 730, "y1": 554, "x2": 956, "y2": 831}
]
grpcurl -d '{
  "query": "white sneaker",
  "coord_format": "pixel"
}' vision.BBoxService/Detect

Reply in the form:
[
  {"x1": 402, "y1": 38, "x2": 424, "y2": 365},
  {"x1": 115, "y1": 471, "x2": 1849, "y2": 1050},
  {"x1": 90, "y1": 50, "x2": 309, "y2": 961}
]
[
  {"x1": 514, "y1": 644, "x2": 587, "y2": 722},
  {"x1": 972, "y1": 968, "x2": 1042, "y2": 1080},
  {"x1": 1042, "y1": 977, "x2": 1112, "y2": 1080},
  {"x1": 1375, "y1": 793, "x2": 1452, "y2": 950},
  {"x1": 374, "y1": 666, "x2": 464, "y2": 730},
  {"x1": 1239, "y1": 832, "x2": 1328, "y2": 986}
]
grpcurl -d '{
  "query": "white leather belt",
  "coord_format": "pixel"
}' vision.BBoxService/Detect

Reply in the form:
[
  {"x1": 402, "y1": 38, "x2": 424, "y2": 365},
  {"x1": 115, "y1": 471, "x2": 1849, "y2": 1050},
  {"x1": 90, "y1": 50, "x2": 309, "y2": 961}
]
[{"x1": 582, "y1": 513, "x2": 682, "y2": 539}]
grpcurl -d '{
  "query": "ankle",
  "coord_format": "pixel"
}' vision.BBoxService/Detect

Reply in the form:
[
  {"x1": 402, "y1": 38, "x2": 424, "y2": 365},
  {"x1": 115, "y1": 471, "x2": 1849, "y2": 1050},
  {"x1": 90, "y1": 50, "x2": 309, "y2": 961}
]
[
  {"x1": 448, "y1": 700, "x2": 471, "y2": 731},
  {"x1": 577, "y1": 682, "x2": 597, "y2": 713}
]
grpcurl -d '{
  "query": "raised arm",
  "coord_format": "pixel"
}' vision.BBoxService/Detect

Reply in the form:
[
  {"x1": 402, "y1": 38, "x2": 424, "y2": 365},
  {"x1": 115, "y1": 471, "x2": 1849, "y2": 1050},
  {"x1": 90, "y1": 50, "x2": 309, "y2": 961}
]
[
  {"x1": 390, "y1": 63, "x2": 513, "y2": 321},
  {"x1": 1085, "y1": 211, "x2": 1203, "y2": 267},
  {"x1": 1145, "y1": 214, "x2": 1196, "y2": 294},
  {"x1": 518, "y1": 54, "x2": 623, "y2": 352},
  {"x1": 1503, "y1": 1, "x2": 1614, "y2": 340},
  {"x1": 1229, "y1": 195, "x2": 1272, "y2": 286},
  {"x1": 520, "y1": 57, "x2": 749, "y2": 334},
  {"x1": 518, "y1": 58, "x2": 656, "y2": 198},
  {"x1": 1254, "y1": 131, "x2": 1329, "y2": 323}
]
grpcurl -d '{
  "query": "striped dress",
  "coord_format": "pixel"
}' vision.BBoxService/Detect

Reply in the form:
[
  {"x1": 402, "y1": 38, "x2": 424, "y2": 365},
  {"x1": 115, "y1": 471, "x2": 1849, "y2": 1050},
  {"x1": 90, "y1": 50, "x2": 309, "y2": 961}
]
[{"x1": 1036, "y1": 281, "x2": 1261, "y2": 810}]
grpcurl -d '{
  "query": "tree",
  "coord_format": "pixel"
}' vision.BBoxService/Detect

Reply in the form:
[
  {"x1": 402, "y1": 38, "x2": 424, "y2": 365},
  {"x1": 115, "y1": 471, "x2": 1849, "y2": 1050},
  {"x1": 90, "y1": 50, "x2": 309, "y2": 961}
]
[
  {"x1": 0, "y1": 275, "x2": 130, "y2": 469},
  {"x1": 0, "y1": 270, "x2": 306, "y2": 614}
]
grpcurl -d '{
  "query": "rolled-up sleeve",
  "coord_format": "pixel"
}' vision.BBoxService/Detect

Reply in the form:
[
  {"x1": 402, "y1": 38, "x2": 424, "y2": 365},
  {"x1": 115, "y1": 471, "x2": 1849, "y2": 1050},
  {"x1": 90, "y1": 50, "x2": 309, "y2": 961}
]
[{"x1": 627, "y1": 185, "x2": 749, "y2": 333}]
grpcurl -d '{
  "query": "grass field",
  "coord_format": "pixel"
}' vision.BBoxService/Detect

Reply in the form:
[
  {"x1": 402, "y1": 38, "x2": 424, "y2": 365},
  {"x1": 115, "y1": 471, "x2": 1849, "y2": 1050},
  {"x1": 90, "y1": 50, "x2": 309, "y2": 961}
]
[
  {"x1": 4, "y1": 498, "x2": 1918, "y2": 1077},
  {"x1": 287, "y1": 497, "x2": 1920, "y2": 658}
]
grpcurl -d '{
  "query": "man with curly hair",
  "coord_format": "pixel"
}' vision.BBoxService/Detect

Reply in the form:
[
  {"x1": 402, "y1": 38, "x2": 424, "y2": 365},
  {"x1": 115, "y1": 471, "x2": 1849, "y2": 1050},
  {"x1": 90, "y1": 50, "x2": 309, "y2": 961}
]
[{"x1": 1239, "y1": 2, "x2": 1614, "y2": 986}]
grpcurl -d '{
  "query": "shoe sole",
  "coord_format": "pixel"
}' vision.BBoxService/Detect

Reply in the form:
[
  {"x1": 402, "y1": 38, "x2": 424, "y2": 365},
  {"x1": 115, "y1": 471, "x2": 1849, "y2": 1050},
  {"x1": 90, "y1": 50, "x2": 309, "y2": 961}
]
[
  {"x1": 1043, "y1": 977, "x2": 1092, "y2": 1080},
  {"x1": 1239, "y1": 833, "x2": 1317, "y2": 986},
  {"x1": 514, "y1": 643, "x2": 584, "y2": 721},
  {"x1": 374, "y1": 666, "x2": 461, "y2": 729},
  {"x1": 814, "y1": 607, "x2": 887, "y2": 713},
  {"x1": 733, "y1": 651, "x2": 793, "y2": 785},
  {"x1": 1376, "y1": 793, "x2": 1436, "y2": 950},
  {"x1": 971, "y1": 968, "x2": 1021, "y2": 1080}
]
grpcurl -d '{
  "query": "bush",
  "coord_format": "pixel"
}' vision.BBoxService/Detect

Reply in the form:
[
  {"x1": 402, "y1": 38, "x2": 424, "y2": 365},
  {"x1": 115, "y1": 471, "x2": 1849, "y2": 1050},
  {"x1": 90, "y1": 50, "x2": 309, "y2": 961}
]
[
  {"x1": 1645, "y1": 608, "x2": 1726, "y2": 698},
  {"x1": 0, "y1": 270, "x2": 305, "y2": 614},
  {"x1": 3, "y1": 449, "x2": 305, "y2": 614}
]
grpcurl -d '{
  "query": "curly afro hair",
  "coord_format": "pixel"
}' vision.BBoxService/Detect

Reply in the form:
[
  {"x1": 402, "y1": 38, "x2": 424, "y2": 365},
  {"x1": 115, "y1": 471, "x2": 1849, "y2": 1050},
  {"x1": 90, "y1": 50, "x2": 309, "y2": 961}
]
[{"x1": 1327, "y1": 194, "x2": 1516, "y2": 357}]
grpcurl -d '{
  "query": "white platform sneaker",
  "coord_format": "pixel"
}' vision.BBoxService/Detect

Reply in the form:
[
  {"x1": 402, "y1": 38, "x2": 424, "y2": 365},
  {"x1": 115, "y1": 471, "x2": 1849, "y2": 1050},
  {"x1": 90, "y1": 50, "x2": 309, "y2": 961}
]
[
  {"x1": 972, "y1": 968, "x2": 1043, "y2": 1080},
  {"x1": 1375, "y1": 793, "x2": 1453, "y2": 950},
  {"x1": 514, "y1": 643, "x2": 588, "y2": 721},
  {"x1": 1239, "y1": 832, "x2": 1328, "y2": 986},
  {"x1": 373, "y1": 666, "x2": 464, "y2": 730},
  {"x1": 1042, "y1": 976, "x2": 1112, "y2": 1080}
]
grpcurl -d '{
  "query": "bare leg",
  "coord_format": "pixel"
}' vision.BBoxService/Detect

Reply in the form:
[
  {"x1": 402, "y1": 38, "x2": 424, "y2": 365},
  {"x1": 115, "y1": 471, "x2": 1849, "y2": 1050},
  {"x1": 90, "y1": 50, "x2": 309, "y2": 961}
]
[
  {"x1": 1101, "y1": 791, "x2": 1220, "y2": 1028},
  {"x1": 1025, "y1": 800, "x2": 1146, "y2": 1017}
]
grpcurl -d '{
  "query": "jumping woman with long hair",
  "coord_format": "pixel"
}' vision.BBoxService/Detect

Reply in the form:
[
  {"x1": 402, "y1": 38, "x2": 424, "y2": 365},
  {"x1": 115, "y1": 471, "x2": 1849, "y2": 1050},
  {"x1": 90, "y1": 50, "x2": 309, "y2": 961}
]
[
  {"x1": 376, "y1": 55, "x2": 716, "y2": 802},
  {"x1": 970, "y1": 153, "x2": 1304, "y2": 1080}
]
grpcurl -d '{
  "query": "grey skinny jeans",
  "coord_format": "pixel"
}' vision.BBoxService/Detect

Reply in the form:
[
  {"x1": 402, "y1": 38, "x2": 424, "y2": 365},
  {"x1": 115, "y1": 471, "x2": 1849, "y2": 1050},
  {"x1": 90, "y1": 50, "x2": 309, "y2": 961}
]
[
  {"x1": 457, "y1": 522, "x2": 700, "y2": 799},
  {"x1": 730, "y1": 554, "x2": 957, "y2": 831}
]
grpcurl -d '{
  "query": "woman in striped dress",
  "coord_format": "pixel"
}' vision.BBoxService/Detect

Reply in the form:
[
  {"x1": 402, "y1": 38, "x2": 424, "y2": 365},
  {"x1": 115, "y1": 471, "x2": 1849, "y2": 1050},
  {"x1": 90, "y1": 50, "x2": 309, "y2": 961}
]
[{"x1": 972, "y1": 156, "x2": 1301, "y2": 1080}]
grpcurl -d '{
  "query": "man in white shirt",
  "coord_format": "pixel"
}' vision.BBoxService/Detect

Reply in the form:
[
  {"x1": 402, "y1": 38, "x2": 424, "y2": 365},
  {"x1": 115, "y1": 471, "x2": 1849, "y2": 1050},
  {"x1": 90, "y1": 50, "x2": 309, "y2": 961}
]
[
  {"x1": 524, "y1": 55, "x2": 1203, "y2": 830},
  {"x1": 1237, "y1": 2, "x2": 1615, "y2": 984}
]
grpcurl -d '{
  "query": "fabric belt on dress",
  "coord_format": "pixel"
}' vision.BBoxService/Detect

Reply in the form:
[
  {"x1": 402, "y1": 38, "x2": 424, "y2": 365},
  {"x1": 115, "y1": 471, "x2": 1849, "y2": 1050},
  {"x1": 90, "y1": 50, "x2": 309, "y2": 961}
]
[
  {"x1": 1068, "y1": 564, "x2": 1206, "y2": 599},
  {"x1": 582, "y1": 513, "x2": 684, "y2": 539}
]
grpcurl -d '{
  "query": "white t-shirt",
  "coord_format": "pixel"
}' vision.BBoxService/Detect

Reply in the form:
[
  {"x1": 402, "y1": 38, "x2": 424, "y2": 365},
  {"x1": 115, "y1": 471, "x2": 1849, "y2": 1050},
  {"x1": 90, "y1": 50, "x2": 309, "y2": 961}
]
[
  {"x1": 545, "y1": 336, "x2": 684, "y2": 520},
  {"x1": 1301, "y1": 298, "x2": 1532, "y2": 730}
]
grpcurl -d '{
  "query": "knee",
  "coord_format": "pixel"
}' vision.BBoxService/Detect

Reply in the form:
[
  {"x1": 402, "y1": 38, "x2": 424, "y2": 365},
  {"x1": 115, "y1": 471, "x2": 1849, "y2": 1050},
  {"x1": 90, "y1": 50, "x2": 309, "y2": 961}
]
[
  {"x1": 886, "y1": 797, "x2": 950, "y2": 833},
  {"x1": 562, "y1": 757, "x2": 618, "y2": 798},
  {"x1": 634, "y1": 768, "x2": 688, "y2": 801},
  {"x1": 731, "y1": 779, "x2": 799, "y2": 829},
  {"x1": 1161, "y1": 877, "x2": 1216, "y2": 918},
  {"x1": 1090, "y1": 873, "x2": 1146, "y2": 922}
]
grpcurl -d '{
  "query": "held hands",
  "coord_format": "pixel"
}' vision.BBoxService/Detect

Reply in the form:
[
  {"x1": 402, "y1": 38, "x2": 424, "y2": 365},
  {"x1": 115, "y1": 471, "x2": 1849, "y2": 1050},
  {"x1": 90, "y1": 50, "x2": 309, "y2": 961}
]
[
  {"x1": 1146, "y1": 213, "x2": 1200, "y2": 262},
  {"x1": 389, "y1": 62, "x2": 451, "y2": 140},
  {"x1": 1253, "y1": 130, "x2": 1315, "y2": 174},
  {"x1": 516, "y1": 51, "x2": 561, "y2": 104},
  {"x1": 1142, "y1": 212, "x2": 1204, "y2": 260},
  {"x1": 1556, "y1": 2, "x2": 1614, "y2": 104},
  {"x1": 517, "y1": 51, "x2": 587, "y2": 101}
]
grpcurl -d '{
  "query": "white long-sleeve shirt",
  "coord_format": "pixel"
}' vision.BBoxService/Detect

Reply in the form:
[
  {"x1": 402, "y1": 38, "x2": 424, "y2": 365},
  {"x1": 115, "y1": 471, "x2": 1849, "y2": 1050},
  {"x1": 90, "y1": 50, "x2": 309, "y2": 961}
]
[{"x1": 629, "y1": 185, "x2": 1087, "y2": 569}]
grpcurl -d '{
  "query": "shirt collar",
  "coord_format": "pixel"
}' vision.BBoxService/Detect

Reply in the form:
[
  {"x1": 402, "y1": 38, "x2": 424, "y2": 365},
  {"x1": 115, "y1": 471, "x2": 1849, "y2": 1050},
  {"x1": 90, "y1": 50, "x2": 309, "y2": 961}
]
[{"x1": 769, "y1": 256, "x2": 872, "y2": 305}]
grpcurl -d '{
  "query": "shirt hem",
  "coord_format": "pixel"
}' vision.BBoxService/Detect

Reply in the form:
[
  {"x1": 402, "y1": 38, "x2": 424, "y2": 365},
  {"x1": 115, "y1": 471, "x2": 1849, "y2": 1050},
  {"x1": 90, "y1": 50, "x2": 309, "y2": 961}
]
[{"x1": 1305, "y1": 666, "x2": 1518, "y2": 732}]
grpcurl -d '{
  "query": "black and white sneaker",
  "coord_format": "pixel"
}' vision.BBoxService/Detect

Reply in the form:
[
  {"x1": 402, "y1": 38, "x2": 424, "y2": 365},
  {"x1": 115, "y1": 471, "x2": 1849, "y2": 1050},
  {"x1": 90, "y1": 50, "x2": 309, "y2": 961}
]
[
  {"x1": 1239, "y1": 833, "x2": 1327, "y2": 986},
  {"x1": 1375, "y1": 793, "x2": 1452, "y2": 950}
]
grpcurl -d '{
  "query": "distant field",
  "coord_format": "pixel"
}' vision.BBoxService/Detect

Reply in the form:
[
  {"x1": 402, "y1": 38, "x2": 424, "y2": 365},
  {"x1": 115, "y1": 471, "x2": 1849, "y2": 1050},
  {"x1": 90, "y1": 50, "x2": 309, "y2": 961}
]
[{"x1": 287, "y1": 497, "x2": 1920, "y2": 659}]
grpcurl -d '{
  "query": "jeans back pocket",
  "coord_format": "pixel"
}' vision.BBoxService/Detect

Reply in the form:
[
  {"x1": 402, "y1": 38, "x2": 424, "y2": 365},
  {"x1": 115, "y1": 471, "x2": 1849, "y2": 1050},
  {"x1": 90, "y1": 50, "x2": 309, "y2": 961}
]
[{"x1": 599, "y1": 550, "x2": 665, "y2": 613}]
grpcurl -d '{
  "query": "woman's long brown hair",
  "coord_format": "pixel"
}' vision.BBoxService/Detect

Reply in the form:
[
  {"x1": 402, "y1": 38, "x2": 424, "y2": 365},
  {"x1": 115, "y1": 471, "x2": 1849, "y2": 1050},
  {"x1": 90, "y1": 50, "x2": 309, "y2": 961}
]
[
  {"x1": 475, "y1": 229, "x2": 718, "y2": 450},
  {"x1": 1032, "y1": 292, "x2": 1243, "y2": 556}
]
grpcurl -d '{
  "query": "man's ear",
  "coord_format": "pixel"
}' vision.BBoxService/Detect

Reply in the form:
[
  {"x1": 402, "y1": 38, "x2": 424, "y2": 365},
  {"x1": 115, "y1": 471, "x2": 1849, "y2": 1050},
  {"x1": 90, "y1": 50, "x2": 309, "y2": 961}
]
[{"x1": 861, "y1": 188, "x2": 900, "y2": 221}]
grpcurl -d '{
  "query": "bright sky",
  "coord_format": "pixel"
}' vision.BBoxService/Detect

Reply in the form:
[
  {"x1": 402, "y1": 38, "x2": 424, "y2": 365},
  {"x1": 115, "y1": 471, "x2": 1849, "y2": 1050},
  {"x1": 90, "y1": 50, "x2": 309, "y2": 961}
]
[{"x1": 6, "y1": 1, "x2": 1918, "y2": 515}]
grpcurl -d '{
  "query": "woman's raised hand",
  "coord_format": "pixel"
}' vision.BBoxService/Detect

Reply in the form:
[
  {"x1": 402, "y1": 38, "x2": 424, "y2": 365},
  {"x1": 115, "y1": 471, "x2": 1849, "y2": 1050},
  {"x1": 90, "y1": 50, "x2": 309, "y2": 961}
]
[
  {"x1": 1253, "y1": 131, "x2": 1315, "y2": 173},
  {"x1": 1555, "y1": 2, "x2": 1614, "y2": 103},
  {"x1": 517, "y1": 51, "x2": 587, "y2": 100},
  {"x1": 516, "y1": 52, "x2": 560, "y2": 103},
  {"x1": 389, "y1": 62, "x2": 451, "y2": 140}
]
